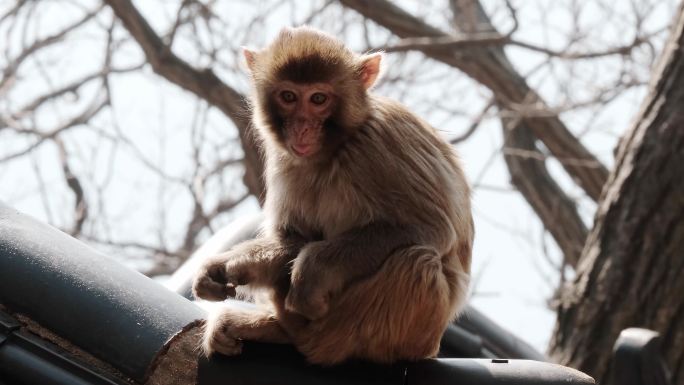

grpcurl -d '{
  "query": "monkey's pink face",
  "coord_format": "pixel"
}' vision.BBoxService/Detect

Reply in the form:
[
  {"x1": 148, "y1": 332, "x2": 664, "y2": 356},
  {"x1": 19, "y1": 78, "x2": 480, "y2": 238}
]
[{"x1": 271, "y1": 81, "x2": 336, "y2": 158}]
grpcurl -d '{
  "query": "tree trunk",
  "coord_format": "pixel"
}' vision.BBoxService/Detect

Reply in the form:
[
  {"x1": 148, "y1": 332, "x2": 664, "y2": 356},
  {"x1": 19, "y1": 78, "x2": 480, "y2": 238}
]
[{"x1": 548, "y1": 4, "x2": 684, "y2": 384}]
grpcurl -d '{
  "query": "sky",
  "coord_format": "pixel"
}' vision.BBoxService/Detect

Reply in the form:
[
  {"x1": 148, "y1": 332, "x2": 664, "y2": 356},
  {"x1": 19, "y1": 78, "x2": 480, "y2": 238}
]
[{"x1": 0, "y1": 0, "x2": 676, "y2": 352}]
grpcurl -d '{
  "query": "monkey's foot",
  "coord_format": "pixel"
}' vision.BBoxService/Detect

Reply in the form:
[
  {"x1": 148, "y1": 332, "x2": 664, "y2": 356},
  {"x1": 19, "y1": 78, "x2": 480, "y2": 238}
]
[
  {"x1": 285, "y1": 284, "x2": 330, "y2": 321},
  {"x1": 202, "y1": 315, "x2": 243, "y2": 357},
  {"x1": 287, "y1": 247, "x2": 340, "y2": 320}
]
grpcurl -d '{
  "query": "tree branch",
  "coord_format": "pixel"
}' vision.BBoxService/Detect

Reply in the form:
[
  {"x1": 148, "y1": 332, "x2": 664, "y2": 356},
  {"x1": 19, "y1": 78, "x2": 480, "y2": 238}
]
[
  {"x1": 340, "y1": 0, "x2": 595, "y2": 265},
  {"x1": 0, "y1": 95, "x2": 107, "y2": 162},
  {"x1": 54, "y1": 137, "x2": 88, "y2": 237},
  {"x1": 340, "y1": 0, "x2": 609, "y2": 203},
  {"x1": 502, "y1": 119, "x2": 587, "y2": 267},
  {"x1": 103, "y1": 0, "x2": 264, "y2": 199},
  {"x1": 0, "y1": 4, "x2": 103, "y2": 92}
]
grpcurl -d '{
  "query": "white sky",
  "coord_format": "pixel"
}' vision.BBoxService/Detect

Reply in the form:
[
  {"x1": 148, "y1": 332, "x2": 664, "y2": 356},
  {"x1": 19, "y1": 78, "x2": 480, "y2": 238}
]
[{"x1": 0, "y1": 0, "x2": 676, "y2": 352}]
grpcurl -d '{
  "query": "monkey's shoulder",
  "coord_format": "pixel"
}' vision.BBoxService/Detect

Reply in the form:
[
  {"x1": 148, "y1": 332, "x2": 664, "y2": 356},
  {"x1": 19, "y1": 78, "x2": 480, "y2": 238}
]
[
  {"x1": 367, "y1": 96, "x2": 434, "y2": 130},
  {"x1": 343, "y1": 96, "x2": 461, "y2": 176},
  {"x1": 351, "y1": 96, "x2": 470, "y2": 214}
]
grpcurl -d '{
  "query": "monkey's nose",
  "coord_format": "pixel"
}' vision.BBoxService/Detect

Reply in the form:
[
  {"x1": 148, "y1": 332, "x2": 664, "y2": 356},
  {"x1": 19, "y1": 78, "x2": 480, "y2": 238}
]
[{"x1": 293, "y1": 119, "x2": 317, "y2": 133}]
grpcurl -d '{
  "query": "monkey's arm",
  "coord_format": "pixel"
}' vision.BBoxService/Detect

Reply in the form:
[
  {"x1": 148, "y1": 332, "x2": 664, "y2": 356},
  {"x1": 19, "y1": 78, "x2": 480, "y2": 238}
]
[
  {"x1": 285, "y1": 222, "x2": 419, "y2": 319},
  {"x1": 193, "y1": 231, "x2": 305, "y2": 301}
]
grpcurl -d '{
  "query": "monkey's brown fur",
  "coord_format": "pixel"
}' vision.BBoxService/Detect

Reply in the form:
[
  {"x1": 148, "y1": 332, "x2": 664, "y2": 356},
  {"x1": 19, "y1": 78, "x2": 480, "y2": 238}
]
[{"x1": 193, "y1": 26, "x2": 473, "y2": 365}]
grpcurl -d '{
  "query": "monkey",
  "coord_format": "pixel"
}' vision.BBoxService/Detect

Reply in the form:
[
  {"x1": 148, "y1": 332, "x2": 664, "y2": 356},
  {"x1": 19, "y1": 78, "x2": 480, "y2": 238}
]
[{"x1": 192, "y1": 26, "x2": 473, "y2": 365}]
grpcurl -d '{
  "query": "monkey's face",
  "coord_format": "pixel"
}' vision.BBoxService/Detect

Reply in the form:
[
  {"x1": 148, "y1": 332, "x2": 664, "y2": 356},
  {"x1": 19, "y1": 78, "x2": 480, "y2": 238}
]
[
  {"x1": 270, "y1": 81, "x2": 336, "y2": 158},
  {"x1": 243, "y1": 27, "x2": 383, "y2": 161}
]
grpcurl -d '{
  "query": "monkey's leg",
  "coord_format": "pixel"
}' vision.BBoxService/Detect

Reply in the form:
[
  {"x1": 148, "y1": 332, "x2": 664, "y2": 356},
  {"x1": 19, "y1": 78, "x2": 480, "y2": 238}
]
[
  {"x1": 203, "y1": 304, "x2": 291, "y2": 357},
  {"x1": 288, "y1": 245, "x2": 469, "y2": 365},
  {"x1": 286, "y1": 222, "x2": 421, "y2": 319},
  {"x1": 194, "y1": 231, "x2": 305, "y2": 301}
]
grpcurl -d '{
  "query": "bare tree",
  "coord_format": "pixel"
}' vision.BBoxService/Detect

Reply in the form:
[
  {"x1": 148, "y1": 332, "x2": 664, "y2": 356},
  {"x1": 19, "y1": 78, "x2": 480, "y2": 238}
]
[
  {"x1": 0, "y1": 1, "x2": 681, "y2": 381},
  {"x1": 549, "y1": 3, "x2": 684, "y2": 382}
]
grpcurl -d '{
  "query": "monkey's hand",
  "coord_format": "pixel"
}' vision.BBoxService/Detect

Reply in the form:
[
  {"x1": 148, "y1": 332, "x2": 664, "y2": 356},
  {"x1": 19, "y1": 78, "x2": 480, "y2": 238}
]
[
  {"x1": 285, "y1": 242, "x2": 343, "y2": 320},
  {"x1": 201, "y1": 307, "x2": 244, "y2": 357},
  {"x1": 192, "y1": 252, "x2": 255, "y2": 302}
]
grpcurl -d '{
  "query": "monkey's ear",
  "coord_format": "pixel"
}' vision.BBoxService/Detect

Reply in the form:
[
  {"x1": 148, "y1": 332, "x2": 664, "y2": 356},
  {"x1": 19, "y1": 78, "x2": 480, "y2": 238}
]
[
  {"x1": 242, "y1": 47, "x2": 258, "y2": 72},
  {"x1": 359, "y1": 53, "x2": 383, "y2": 89}
]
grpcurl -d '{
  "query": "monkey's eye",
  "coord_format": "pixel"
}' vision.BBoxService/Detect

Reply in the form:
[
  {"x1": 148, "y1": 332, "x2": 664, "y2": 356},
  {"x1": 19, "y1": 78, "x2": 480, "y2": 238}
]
[
  {"x1": 280, "y1": 91, "x2": 297, "y2": 103},
  {"x1": 310, "y1": 92, "x2": 328, "y2": 105}
]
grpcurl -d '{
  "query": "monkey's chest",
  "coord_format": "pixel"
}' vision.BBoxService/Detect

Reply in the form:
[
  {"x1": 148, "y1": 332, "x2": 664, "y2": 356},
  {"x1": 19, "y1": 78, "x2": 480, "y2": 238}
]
[{"x1": 281, "y1": 177, "x2": 370, "y2": 239}]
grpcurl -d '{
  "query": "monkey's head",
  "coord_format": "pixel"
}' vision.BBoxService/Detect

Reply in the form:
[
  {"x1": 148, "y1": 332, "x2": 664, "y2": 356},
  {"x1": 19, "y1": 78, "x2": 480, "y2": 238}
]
[{"x1": 243, "y1": 27, "x2": 382, "y2": 160}]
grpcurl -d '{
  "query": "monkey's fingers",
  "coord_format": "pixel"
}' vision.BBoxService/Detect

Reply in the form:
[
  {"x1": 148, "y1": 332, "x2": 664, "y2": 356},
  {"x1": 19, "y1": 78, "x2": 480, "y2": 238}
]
[
  {"x1": 202, "y1": 316, "x2": 243, "y2": 357},
  {"x1": 224, "y1": 260, "x2": 253, "y2": 289},
  {"x1": 209, "y1": 334, "x2": 243, "y2": 357},
  {"x1": 225, "y1": 283, "x2": 237, "y2": 298},
  {"x1": 193, "y1": 275, "x2": 233, "y2": 301}
]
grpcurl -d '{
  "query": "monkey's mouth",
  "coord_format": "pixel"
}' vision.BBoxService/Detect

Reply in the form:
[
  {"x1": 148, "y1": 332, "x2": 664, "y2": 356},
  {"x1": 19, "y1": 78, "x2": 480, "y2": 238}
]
[{"x1": 291, "y1": 142, "x2": 317, "y2": 157}]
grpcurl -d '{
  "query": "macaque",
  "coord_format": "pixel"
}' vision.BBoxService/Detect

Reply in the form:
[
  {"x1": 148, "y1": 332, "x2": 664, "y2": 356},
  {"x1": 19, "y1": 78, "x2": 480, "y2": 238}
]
[{"x1": 193, "y1": 26, "x2": 473, "y2": 365}]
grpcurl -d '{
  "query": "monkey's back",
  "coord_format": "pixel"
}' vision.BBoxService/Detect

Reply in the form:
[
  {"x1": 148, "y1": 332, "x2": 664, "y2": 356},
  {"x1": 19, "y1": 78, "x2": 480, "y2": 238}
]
[
  {"x1": 265, "y1": 95, "x2": 473, "y2": 269},
  {"x1": 345, "y1": 96, "x2": 472, "y2": 263}
]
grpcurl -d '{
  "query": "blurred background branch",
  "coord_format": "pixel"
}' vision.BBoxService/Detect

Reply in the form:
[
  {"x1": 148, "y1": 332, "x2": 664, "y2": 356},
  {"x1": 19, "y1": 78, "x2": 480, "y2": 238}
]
[{"x1": 1, "y1": 1, "x2": 680, "y2": 382}]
